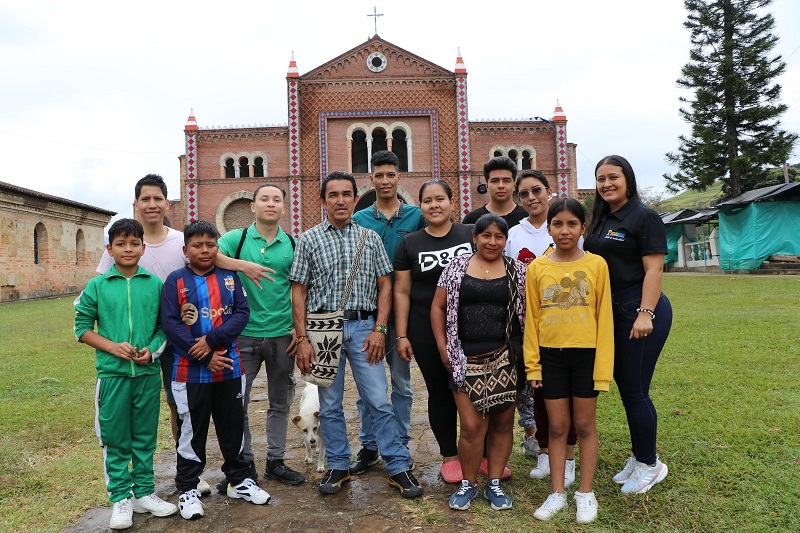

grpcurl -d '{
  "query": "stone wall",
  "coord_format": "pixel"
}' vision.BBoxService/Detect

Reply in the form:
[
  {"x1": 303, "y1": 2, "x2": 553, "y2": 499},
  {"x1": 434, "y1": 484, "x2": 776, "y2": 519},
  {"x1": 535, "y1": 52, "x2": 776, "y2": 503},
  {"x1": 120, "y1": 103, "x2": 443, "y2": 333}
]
[{"x1": 0, "y1": 183, "x2": 114, "y2": 302}]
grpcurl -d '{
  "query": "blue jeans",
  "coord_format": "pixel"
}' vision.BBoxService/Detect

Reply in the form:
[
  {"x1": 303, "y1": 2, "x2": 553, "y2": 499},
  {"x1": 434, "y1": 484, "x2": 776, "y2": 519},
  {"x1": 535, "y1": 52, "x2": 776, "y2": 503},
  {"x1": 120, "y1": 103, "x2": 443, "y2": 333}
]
[
  {"x1": 318, "y1": 316, "x2": 411, "y2": 476},
  {"x1": 612, "y1": 287, "x2": 672, "y2": 466},
  {"x1": 357, "y1": 323, "x2": 412, "y2": 450}
]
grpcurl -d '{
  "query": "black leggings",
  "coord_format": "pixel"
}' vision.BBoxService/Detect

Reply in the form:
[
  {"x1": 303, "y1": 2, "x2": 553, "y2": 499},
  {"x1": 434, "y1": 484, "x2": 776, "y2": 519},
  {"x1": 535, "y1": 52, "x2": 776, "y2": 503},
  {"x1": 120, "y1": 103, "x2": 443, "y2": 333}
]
[{"x1": 412, "y1": 339, "x2": 458, "y2": 457}]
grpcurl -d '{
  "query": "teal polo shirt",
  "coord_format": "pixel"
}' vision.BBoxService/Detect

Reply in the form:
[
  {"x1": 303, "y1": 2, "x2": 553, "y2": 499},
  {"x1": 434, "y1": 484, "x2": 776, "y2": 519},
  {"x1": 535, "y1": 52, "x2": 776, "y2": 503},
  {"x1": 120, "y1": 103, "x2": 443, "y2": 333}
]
[
  {"x1": 218, "y1": 223, "x2": 294, "y2": 338},
  {"x1": 352, "y1": 202, "x2": 426, "y2": 263}
]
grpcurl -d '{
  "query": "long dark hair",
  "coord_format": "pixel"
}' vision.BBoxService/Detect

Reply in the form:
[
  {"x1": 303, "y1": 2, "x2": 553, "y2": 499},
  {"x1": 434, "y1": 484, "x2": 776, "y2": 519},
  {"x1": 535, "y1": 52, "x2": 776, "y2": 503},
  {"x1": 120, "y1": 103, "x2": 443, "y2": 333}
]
[{"x1": 587, "y1": 155, "x2": 639, "y2": 236}]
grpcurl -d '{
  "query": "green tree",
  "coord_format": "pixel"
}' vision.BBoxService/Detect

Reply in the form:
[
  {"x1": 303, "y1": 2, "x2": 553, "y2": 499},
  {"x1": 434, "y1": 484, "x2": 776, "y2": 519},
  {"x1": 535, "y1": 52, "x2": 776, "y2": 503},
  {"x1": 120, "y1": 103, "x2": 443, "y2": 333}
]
[{"x1": 664, "y1": 0, "x2": 798, "y2": 199}]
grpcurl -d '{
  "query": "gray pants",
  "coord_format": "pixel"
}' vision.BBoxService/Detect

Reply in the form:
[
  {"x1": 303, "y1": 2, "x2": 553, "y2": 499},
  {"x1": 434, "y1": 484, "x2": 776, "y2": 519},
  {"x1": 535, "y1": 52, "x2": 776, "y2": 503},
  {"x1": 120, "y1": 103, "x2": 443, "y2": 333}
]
[{"x1": 238, "y1": 334, "x2": 296, "y2": 463}]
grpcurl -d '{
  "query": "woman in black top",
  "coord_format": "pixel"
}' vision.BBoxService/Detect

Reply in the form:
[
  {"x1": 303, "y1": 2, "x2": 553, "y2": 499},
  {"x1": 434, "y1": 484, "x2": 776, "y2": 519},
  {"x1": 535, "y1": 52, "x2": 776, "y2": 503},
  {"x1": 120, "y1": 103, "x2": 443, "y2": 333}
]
[
  {"x1": 394, "y1": 179, "x2": 474, "y2": 484},
  {"x1": 584, "y1": 155, "x2": 672, "y2": 495}
]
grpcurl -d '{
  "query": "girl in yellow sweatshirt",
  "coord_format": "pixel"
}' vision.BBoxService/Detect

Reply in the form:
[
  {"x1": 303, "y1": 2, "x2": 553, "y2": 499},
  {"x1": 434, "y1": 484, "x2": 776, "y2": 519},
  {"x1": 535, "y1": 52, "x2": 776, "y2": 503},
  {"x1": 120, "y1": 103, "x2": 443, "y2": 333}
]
[{"x1": 524, "y1": 198, "x2": 613, "y2": 525}]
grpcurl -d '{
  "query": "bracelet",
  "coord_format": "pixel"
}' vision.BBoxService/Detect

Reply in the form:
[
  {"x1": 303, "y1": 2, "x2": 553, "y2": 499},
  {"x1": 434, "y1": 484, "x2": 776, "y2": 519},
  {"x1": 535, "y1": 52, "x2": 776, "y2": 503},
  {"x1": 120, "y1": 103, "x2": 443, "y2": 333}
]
[
  {"x1": 396, "y1": 335, "x2": 407, "y2": 341},
  {"x1": 636, "y1": 308, "x2": 656, "y2": 320},
  {"x1": 294, "y1": 335, "x2": 307, "y2": 346},
  {"x1": 373, "y1": 324, "x2": 388, "y2": 335}
]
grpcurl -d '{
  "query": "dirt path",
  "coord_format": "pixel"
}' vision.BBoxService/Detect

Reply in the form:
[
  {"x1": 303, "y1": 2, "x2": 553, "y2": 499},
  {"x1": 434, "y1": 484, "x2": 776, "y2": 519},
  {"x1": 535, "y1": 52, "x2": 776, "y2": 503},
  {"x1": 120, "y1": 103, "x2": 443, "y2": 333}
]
[{"x1": 67, "y1": 362, "x2": 480, "y2": 532}]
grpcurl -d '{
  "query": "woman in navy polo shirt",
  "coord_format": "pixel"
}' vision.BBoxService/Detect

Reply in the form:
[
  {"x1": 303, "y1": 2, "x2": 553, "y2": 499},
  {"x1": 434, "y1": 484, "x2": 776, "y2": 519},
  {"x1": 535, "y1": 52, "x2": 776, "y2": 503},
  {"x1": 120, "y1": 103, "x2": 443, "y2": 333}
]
[{"x1": 584, "y1": 155, "x2": 672, "y2": 495}]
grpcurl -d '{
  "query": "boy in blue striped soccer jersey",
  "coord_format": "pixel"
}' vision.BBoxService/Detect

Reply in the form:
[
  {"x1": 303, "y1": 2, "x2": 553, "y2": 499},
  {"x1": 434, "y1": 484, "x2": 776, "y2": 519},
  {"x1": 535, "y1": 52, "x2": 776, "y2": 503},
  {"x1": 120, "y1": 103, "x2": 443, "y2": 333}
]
[{"x1": 160, "y1": 220, "x2": 270, "y2": 520}]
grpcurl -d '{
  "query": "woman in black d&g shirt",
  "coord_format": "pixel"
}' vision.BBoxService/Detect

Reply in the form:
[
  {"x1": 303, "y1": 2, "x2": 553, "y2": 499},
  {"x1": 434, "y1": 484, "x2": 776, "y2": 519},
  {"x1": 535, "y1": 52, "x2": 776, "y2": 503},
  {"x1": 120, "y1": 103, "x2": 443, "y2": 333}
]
[
  {"x1": 584, "y1": 155, "x2": 673, "y2": 496},
  {"x1": 394, "y1": 179, "x2": 474, "y2": 485}
]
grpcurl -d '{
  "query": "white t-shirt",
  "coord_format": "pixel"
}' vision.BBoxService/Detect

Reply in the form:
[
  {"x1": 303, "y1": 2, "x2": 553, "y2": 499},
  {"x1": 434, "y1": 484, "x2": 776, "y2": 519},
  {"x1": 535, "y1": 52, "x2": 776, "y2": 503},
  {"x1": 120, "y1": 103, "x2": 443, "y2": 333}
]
[
  {"x1": 97, "y1": 226, "x2": 187, "y2": 282},
  {"x1": 505, "y1": 218, "x2": 554, "y2": 266},
  {"x1": 505, "y1": 217, "x2": 584, "y2": 265}
]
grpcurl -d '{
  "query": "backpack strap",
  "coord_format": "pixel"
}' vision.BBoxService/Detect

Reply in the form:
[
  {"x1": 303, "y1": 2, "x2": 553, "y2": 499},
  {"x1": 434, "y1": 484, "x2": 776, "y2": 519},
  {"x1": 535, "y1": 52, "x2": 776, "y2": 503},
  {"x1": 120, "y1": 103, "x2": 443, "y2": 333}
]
[
  {"x1": 236, "y1": 225, "x2": 296, "y2": 259},
  {"x1": 234, "y1": 226, "x2": 249, "y2": 260}
]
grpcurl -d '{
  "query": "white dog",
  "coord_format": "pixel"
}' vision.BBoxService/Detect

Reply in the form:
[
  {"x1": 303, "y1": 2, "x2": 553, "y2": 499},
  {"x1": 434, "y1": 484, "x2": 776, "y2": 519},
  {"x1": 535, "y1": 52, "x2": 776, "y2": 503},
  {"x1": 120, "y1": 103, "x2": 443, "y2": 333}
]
[{"x1": 291, "y1": 383, "x2": 325, "y2": 472}]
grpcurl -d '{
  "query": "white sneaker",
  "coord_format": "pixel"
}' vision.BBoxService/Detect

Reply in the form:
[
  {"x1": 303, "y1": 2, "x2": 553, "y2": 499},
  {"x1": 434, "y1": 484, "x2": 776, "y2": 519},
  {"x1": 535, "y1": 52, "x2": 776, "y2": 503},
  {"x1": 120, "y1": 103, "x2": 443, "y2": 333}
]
[
  {"x1": 109, "y1": 498, "x2": 133, "y2": 529},
  {"x1": 533, "y1": 491, "x2": 567, "y2": 521},
  {"x1": 529, "y1": 452, "x2": 550, "y2": 479},
  {"x1": 564, "y1": 459, "x2": 576, "y2": 487},
  {"x1": 574, "y1": 491, "x2": 598, "y2": 524},
  {"x1": 227, "y1": 477, "x2": 271, "y2": 505},
  {"x1": 178, "y1": 489, "x2": 204, "y2": 520},
  {"x1": 132, "y1": 493, "x2": 177, "y2": 517},
  {"x1": 612, "y1": 455, "x2": 636, "y2": 484},
  {"x1": 521, "y1": 435, "x2": 540, "y2": 457},
  {"x1": 196, "y1": 477, "x2": 212, "y2": 495},
  {"x1": 621, "y1": 459, "x2": 668, "y2": 495}
]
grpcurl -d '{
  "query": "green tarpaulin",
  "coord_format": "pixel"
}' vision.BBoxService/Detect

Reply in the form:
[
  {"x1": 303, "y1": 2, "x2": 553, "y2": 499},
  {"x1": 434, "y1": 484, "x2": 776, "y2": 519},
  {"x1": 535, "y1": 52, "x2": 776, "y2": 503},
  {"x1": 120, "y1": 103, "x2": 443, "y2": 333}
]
[{"x1": 719, "y1": 202, "x2": 800, "y2": 270}]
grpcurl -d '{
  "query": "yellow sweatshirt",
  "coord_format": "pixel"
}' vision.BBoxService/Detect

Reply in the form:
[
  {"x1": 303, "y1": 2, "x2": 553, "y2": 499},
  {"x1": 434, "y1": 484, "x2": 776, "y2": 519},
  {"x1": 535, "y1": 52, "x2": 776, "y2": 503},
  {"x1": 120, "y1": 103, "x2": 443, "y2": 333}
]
[{"x1": 523, "y1": 251, "x2": 614, "y2": 391}]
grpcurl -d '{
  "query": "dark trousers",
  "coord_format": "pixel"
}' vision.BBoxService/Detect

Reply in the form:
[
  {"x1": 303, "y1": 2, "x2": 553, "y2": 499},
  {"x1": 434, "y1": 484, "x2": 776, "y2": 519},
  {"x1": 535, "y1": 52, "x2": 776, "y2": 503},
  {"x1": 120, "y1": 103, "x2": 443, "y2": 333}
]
[
  {"x1": 612, "y1": 288, "x2": 673, "y2": 466},
  {"x1": 412, "y1": 339, "x2": 458, "y2": 457},
  {"x1": 172, "y1": 377, "x2": 251, "y2": 492}
]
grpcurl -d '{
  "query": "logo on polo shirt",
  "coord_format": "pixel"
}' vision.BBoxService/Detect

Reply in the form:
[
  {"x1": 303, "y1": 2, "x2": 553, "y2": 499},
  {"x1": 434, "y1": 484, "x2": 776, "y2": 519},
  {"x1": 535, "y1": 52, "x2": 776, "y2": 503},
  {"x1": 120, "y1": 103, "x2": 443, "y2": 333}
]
[{"x1": 604, "y1": 230, "x2": 625, "y2": 242}]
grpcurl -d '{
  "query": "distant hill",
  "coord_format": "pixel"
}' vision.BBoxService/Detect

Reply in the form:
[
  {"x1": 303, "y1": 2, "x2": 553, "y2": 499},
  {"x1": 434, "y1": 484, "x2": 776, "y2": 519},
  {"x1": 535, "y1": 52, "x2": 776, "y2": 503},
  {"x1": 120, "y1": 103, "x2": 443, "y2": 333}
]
[{"x1": 660, "y1": 182, "x2": 725, "y2": 212}]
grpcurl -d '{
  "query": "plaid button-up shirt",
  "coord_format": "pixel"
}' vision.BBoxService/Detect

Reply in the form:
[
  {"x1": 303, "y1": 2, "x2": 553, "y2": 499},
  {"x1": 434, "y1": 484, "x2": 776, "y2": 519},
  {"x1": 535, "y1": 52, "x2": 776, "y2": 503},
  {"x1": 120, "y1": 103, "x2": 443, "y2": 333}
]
[{"x1": 289, "y1": 219, "x2": 393, "y2": 312}]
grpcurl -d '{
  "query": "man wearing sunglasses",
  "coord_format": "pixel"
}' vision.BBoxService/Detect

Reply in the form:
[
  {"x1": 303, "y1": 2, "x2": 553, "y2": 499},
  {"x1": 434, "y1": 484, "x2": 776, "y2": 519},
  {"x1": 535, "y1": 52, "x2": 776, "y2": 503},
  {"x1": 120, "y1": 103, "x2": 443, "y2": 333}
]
[{"x1": 463, "y1": 156, "x2": 527, "y2": 228}]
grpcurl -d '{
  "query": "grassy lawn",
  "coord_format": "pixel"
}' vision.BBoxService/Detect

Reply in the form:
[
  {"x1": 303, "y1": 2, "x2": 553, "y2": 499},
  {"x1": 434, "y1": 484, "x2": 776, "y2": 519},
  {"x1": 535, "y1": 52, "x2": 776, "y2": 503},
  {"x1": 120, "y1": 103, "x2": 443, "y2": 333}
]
[{"x1": 2, "y1": 274, "x2": 799, "y2": 531}]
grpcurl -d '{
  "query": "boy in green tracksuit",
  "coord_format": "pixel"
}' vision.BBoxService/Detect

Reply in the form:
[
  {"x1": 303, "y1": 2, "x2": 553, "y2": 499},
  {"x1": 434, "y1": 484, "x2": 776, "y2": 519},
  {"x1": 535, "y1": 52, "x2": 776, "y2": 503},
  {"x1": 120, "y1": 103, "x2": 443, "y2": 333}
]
[{"x1": 74, "y1": 218, "x2": 177, "y2": 530}]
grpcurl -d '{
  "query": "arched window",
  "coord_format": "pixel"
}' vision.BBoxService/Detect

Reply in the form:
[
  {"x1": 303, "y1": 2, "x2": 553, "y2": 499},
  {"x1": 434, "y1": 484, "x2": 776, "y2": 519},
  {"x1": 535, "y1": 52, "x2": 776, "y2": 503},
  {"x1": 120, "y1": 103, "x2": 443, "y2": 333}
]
[
  {"x1": 254, "y1": 157, "x2": 265, "y2": 178},
  {"x1": 34, "y1": 223, "x2": 47, "y2": 265},
  {"x1": 392, "y1": 129, "x2": 409, "y2": 172},
  {"x1": 76, "y1": 229, "x2": 85, "y2": 265},
  {"x1": 352, "y1": 130, "x2": 368, "y2": 173},
  {"x1": 238, "y1": 157, "x2": 250, "y2": 178},
  {"x1": 493, "y1": 149, "x2": 504, "y2": 158},
  {"x1": 372, "y1": 129, "x2": 388, "y2": 155},
  {"x1": 522, "y1": 150, "x2": 533, "y2": 170},
  {"x1": 225, "y1": 158, "x2": 235, "y2": 178},
  {"x1": 508, "y1": 149, "x2": 519, "y2": 168}
]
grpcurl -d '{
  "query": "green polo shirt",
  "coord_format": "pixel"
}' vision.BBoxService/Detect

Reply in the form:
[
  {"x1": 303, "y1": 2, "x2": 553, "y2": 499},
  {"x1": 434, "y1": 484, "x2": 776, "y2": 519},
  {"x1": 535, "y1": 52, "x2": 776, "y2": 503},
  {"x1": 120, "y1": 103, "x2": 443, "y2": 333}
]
[{"x1": 219, "y1": 223, "x2": 294, "y2": 338}]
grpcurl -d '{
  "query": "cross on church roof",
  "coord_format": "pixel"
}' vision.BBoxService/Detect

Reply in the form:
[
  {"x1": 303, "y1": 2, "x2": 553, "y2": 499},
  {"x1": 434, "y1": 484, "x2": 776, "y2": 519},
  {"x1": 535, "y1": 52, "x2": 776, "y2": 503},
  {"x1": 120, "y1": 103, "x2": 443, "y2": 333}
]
[{"x1": 367, "y1": 6, "x2": 383, "y2": 36}]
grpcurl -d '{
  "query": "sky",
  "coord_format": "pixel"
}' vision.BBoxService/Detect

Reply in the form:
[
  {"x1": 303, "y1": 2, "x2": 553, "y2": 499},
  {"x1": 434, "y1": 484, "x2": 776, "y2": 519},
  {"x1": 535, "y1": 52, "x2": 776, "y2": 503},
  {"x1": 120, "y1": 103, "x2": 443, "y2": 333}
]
[{"x1": 1, "y1": 0, "x2": 798, "y2": 226}]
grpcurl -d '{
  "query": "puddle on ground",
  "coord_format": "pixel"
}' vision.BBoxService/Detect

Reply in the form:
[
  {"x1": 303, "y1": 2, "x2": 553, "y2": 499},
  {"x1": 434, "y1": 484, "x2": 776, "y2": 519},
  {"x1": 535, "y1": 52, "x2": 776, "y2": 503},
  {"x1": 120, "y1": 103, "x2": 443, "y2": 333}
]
[{"x1": 67, "y1": 365, "x2": 479, "y2": 532}]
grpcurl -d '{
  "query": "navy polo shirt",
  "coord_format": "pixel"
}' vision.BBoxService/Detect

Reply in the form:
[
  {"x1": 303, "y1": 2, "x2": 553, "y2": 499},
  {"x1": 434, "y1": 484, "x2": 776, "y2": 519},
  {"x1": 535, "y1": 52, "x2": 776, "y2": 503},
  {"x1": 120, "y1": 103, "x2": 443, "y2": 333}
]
[{"x1": 584, "y1": 198, "x2": 667, "y2": 293}]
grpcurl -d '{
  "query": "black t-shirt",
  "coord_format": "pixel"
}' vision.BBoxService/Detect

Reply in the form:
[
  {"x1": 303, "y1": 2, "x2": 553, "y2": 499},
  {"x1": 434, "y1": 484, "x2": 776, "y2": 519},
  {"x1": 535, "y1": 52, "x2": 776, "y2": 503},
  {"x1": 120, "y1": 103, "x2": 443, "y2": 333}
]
[
  {"x1": 584, "y1": 198, "x2": 668, "y2": 293},
  {"x1": 394, "y1": 223, "x2": 475, "y2": 344},
  {"x1": 462, "y1": 204, "x2": 527, "y2": 229}
]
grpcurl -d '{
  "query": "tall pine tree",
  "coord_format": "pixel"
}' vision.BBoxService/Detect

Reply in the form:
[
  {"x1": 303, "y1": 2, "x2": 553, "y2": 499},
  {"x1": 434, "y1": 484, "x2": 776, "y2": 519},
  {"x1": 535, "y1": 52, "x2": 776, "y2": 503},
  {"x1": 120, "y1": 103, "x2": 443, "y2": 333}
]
[{"x1": 664, "y1": 0, "x2": 797, "y2": 198}]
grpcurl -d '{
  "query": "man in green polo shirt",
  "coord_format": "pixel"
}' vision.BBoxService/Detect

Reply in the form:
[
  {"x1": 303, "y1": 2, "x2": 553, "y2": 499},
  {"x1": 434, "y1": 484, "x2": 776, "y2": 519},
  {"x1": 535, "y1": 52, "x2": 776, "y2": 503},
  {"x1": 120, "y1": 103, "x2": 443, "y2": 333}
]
[{"x1": 218, "y1": 183, "x2": 305, "y2": 486}]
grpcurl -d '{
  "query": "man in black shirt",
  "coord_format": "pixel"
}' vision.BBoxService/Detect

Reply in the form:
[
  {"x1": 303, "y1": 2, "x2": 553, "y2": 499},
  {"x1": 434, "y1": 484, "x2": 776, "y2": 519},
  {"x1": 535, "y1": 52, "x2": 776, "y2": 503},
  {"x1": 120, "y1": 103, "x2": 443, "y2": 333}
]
[{"x1": 463, "y1": 156, "x2": 527, "y2": 228}]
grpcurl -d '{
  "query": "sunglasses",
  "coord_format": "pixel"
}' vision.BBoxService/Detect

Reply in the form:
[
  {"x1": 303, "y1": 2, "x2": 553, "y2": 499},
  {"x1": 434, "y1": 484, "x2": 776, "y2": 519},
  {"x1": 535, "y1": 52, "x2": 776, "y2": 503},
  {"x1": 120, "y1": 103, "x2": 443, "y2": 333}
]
[{"x1": 517, "y1": 186, "x2": 546, "y2": 199}]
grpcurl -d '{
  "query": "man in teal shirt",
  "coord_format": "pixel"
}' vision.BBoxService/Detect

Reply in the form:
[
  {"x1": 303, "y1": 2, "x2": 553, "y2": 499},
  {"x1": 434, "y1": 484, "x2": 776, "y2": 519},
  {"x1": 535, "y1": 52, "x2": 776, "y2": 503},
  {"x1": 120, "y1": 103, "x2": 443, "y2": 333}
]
[
  {"x1": 351, "y1": 151, "x2": 426, "y2": 473},
  {"x1": 218, "y1": 183, "x2": 305, "y2": 486}
]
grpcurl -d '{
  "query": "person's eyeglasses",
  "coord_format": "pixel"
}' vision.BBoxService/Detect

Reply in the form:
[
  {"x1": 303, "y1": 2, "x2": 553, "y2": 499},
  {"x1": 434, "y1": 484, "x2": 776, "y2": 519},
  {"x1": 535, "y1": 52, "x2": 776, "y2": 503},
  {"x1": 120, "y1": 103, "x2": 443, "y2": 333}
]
[{"x1": 517, "y1": 186, "x2": 546, "y2": 199}]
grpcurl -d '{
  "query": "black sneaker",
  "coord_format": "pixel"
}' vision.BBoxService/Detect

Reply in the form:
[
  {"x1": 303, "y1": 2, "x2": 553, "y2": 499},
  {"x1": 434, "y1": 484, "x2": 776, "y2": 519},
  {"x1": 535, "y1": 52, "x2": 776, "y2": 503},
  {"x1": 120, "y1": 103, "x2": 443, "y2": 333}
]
[
  {"x1": 319, "y1": 468, "x2": 351, "y2": 494},
  {"x1": 349, "y1": 448, "x2": 380, "y2": 475},
  {"x1": 389, "y1": 470, "x2": 423, "y2": 499},
  {"x1": 264, "y1": 459, "x2": 306, "y2": 486}
]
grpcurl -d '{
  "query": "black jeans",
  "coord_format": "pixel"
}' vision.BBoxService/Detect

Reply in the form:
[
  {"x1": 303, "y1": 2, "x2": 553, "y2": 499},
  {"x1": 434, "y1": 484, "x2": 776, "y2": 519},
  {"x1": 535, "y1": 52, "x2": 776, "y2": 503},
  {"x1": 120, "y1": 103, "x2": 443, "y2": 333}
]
[{"x1": 612, "y1": 286, "x2": 672, "y2": 466}]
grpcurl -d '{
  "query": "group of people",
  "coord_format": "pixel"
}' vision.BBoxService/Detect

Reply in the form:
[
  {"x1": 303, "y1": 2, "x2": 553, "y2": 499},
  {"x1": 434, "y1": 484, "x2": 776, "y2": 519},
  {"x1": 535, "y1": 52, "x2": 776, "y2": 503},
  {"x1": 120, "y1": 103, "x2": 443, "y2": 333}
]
[{"x1": 74, "y1": 150, "x2": 671, "y2": 529}]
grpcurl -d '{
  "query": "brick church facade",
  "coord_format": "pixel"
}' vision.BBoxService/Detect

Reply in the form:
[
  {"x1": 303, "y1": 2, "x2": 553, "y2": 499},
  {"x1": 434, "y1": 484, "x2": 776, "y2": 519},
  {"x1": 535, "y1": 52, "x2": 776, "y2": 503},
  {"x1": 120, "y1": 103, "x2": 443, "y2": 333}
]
[{"x1": 169, "y1": 36, "x2": 579, "y2": 235}]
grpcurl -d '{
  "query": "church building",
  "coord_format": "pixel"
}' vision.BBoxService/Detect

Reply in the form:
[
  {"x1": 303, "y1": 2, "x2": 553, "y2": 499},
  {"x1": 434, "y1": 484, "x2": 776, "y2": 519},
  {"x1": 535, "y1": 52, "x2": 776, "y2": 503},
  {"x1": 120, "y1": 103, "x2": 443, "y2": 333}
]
[{"x1": 169, "y1": 35, "x2": 578, "y2": 235}]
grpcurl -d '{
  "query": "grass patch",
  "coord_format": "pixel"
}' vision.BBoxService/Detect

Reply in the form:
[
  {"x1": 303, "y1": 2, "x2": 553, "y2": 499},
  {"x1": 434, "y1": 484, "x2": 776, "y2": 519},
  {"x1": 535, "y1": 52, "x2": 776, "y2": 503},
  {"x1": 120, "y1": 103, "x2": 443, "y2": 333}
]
[
  {"x1": 0, "y1": 297, "x2": 173, "y2": 532},
  {"x1": 1, "y1": 276, "x2": 799, "y2": 530},
  {"x1": 466, "y1": 275, "x2": 800, "y2": 531}
]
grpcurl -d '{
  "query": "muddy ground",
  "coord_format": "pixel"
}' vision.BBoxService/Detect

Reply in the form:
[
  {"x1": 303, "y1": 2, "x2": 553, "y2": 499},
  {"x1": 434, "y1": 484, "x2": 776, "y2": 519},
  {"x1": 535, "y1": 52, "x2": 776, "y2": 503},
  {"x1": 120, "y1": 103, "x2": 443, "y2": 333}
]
[{"x1": 67, "y1": 362, "x2": 487, "y2": 532}]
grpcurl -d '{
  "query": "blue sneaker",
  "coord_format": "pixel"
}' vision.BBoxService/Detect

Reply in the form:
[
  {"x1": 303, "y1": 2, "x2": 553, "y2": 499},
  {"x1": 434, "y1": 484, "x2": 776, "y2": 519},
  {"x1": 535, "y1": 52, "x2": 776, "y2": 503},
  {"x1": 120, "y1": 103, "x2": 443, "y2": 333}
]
[
  {"x1": 483, "y1": 478, "x2": 512, "y2": 510},
  {"x1": 449, "y1": 480, "x2": 478, "y2": 510}
]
